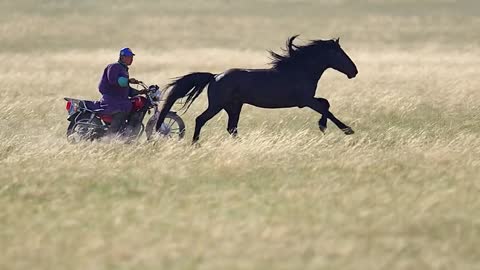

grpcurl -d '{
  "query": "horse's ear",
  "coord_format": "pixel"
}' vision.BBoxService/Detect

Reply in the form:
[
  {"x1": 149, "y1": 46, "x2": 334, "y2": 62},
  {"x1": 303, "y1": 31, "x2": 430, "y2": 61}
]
[
  {"x1": 335, "y1": 37, "x2": 340, "y2": 44},
  {"x1": 287, "y1": 35, "x2": 299, "y2": 55}
]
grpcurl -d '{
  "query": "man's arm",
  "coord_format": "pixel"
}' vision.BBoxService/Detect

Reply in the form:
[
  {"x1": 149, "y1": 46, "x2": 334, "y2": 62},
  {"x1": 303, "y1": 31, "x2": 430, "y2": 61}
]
[
  {"x1": 118, "y1": 77, "x2": 129, "y2": 87},
  {"x1": 106, "y1": 64, "x2": 128, "y2": 87},
  {"x1": 128, "y1": 87, "x2": 140, "y2": 97},
  {"x1": 129, "y1": 87, "x2": 148, "y2": 97}
]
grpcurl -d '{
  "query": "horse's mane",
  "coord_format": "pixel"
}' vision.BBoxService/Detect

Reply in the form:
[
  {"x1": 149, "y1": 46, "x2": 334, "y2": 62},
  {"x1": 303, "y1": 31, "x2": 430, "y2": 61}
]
[{"x1": 269, "y1": 35, "x2": 337, "y2": 70}]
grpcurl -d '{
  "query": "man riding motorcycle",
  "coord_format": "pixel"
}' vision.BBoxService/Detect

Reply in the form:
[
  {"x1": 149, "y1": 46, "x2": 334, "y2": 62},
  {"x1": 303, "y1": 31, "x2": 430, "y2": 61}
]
[{"x1": 98, "y1": 47, "x2": 147, "y2": 138}]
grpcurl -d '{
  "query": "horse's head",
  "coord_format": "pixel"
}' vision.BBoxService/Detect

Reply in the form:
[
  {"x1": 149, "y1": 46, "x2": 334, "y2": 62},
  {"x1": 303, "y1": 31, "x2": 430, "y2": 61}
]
[
  {"x1": 326, "y1": 38, "x2": 358, "y2": 79},
  {"x1": 270, "y1": 36, "x2": 358, "y2": 79}
]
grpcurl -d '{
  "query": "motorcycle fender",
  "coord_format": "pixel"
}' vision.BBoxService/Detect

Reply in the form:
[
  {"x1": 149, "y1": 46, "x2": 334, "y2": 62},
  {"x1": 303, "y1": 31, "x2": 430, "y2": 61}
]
[
  {"x1": 145, "y1": 111, "x2": 160, "y2": 139},
  {"x1": 67, "y1": 112, "x2": 80, "y2": 121}
]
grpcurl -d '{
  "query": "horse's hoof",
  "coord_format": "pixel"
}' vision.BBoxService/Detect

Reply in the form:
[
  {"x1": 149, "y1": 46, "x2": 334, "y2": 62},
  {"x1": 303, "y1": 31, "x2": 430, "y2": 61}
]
[
  {"x1": 342, "y1": 127, "x2": 355, "y2": 135},
  {"x1": 191, "y1": 139, "x2": 201, "y2": 147},
  {"x1": 319, "y1": 125, "x2": 327, "y2": 134},
  {"x1": 191, "y1": 142, "x2": 201, "y2": 148}
]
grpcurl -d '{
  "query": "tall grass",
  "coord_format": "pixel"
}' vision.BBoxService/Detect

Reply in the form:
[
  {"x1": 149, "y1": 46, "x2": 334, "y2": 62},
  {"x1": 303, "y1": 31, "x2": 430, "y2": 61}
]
[{"x1": 1, "y1": 1, "x2": 479, "y2": 269}]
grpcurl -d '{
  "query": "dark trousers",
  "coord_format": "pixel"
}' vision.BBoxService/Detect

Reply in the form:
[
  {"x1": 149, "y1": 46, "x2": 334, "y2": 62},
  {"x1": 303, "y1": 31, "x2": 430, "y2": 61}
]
[
  {"x1": 125, "y1": 111, "x2": 145, "y2": 138},
  {"x1": 107, "y1": 110, "x2": 145, "y2": 139},
  {"x1": 107, "y1": 112, "x2": 129, "y2": 136}
]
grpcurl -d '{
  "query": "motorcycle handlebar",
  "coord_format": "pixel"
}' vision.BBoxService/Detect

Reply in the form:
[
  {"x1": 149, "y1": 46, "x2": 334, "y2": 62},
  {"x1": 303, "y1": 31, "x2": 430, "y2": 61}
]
[
  {"x1": 131, "y1": 80, "x2": 160, "y2": 94},
  {"x1": 129, "y1": 78, "x2": 143, "y2": 84}
]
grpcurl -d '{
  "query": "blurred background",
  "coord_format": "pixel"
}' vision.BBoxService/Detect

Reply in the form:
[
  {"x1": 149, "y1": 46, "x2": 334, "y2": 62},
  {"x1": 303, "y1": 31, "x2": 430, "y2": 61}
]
[{"x1": 2, "y1": 0, "x2": 479, "y2": 52}]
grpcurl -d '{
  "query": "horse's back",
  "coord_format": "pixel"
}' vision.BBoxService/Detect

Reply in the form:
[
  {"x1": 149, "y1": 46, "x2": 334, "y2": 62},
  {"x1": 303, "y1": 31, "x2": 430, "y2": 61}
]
[{"x1": 209, "y1": 68, "x2": 301, "y2": 108}]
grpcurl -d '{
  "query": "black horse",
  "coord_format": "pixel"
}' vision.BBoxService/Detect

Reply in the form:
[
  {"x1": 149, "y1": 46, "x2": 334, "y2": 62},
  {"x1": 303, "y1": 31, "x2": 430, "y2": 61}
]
[{"x1": 156, "y1": 36, "x2": 358, "y2": 143}]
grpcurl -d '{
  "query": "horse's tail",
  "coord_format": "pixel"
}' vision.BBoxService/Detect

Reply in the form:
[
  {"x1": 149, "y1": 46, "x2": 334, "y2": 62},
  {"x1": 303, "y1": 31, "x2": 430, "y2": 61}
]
[{"x1": 155, "y1": 72, "x2": 216, "y2": 132}]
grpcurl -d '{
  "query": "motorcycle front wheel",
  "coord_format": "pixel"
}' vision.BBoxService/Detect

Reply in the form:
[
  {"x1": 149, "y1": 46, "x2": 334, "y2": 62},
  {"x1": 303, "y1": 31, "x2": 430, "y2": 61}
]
[{"x1": 145, "y1": 112, "x2": 186, "y2": 140}]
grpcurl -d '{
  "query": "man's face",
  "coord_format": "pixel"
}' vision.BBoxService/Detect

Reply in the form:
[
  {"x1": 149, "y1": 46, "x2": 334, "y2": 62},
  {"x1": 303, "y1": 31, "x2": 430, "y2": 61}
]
[{"x1": 121, "y1": 55, "x2": 134, "y2": 66}]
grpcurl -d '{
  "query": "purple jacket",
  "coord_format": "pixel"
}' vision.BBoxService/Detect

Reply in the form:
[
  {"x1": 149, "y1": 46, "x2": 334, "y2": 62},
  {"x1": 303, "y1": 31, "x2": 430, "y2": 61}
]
[{"x1": 98, "y1": 62, "x2": 132, "y2": 113}]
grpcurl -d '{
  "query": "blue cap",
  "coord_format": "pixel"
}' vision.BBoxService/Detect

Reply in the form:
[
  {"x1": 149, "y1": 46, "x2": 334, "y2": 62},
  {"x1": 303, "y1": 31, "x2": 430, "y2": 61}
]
[{"x1": 119, "y1": 47, "x2": 135, "y2": 57}]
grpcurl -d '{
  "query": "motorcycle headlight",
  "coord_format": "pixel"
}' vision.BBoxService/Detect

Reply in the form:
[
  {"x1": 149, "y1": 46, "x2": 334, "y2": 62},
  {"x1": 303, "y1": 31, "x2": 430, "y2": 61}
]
[
  {"x1": 148, "y1": 85, "x2": 159, "y2": 91},
  {"x1": 150, "y1": 88, "x2": 162, "y2": 101}
]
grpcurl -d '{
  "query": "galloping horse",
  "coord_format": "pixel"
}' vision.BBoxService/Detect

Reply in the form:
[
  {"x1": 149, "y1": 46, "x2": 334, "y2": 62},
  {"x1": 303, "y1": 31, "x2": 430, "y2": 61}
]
[{"x1": 156, "y1": 36, "x2": 358, "y2": 143}]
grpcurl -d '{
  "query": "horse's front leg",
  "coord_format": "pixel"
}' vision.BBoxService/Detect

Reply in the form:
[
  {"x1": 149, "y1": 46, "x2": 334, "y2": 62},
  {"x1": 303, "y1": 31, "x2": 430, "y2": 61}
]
[
  {"x1": 305, "y1": 98, "x2": 354, "y2": 135},
  {"x1": 326, "y1": 109, "x2": 354, "y2": 135},
  {"x1": 304, "y1": 97, "x2": 329, "y2": 133}
]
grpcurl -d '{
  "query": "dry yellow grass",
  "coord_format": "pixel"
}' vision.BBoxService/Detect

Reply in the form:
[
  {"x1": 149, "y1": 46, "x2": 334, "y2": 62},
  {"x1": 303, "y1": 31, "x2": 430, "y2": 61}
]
[{"x1": 1, "y1": 1, "x2": 480, "y2": 270}]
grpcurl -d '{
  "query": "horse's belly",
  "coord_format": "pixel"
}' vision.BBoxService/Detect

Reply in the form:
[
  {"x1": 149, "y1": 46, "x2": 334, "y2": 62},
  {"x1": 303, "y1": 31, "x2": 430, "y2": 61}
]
[
  {"x1": 244, "y1": 98, "x2": 298, "y2": 109},
  {"x1": 247, "y1": 103, "x2": 297, "y2": 109},
  {"x1": 239, "y1": 86, "x2": 299, "y2": 108}
]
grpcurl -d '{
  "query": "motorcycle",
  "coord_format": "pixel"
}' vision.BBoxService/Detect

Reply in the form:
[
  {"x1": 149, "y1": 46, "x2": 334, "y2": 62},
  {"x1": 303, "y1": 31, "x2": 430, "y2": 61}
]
[{"x1": 64, "y1": 81, "x2": 185, "y2": 142}]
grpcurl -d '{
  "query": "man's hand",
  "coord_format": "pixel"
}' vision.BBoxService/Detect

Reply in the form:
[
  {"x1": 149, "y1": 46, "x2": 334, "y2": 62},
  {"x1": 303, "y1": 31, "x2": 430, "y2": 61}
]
[{"x1": 129, "y1": 78, "x2": 141, "y2": 84}]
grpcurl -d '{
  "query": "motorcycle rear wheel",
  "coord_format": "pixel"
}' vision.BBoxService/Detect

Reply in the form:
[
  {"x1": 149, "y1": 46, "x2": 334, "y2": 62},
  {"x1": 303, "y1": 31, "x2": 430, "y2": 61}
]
[{"x1": 67, "y1": 113, "x2": 104, "y2": 143}]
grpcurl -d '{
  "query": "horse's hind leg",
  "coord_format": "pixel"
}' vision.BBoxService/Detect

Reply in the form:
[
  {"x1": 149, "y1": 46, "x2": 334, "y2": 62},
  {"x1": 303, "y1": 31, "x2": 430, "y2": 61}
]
[
  {"x1": 224, "y1": 103, "x2": 243, "y2": 137},
  {"x1": 192, "y1": 106, "x2": 222, "y2": 143}
]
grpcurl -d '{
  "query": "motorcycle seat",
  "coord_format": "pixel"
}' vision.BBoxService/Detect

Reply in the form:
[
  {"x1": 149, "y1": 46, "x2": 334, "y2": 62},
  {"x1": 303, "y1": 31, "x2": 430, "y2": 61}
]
[
  {"x1": 64, "y1": 98, "x2": 106, "y2": 112},
  {"x1": 82, "y1": 100, "x2": 106, "y2": 112}
]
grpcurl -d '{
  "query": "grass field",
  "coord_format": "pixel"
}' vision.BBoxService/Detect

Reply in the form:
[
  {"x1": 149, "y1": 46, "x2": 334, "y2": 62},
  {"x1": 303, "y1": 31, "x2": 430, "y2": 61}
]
[{"x1": 1, "y1": 1, "x2": 480, "y2": 269}]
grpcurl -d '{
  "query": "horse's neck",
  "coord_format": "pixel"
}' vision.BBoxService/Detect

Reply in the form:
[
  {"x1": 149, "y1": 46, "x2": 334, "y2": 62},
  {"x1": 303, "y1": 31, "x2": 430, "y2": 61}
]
[
  {"x1": 273, "y1": 62, "x2": 328, "y2": 82},
  {"x1": 288, "y1": 65, "x2": 328, "y2": 84},
  {"x1": 313, "y1": 66, "x2": 328, "y2": 81}
]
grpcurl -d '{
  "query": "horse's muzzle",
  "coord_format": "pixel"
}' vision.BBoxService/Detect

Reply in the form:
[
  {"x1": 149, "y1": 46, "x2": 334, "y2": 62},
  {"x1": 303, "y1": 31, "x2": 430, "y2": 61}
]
[{"x1": 348, "y1": 71, "x2": 358, "y2": 79}]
